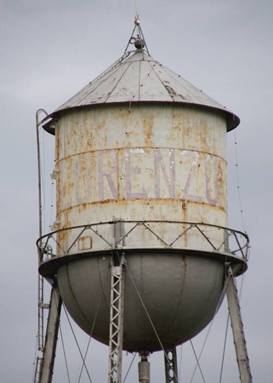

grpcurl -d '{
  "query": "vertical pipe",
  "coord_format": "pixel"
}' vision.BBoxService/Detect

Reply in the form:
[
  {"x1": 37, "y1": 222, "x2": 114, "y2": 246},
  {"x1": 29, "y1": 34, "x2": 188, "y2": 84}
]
[
  {"x1": 34, "y1": 109, "x2": 50, "y2": 383},
  {"x1": 35, "y1": 109, "x2": 48, "y2": 353},
  {"x1": 36, "y1": 109, "x2": 48, "y2": 240},
  {"x1": 138, "y1": 354, "x2": 150, "y2": 383}
]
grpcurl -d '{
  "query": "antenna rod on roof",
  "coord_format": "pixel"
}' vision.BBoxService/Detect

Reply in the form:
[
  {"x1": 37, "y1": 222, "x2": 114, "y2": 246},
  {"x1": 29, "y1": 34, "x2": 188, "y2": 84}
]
[
  {"x1": 135, "y1": 14, "x2": 140, "y2": 25},
  {"x1": 123, "y1": 15, "x2": 150, "y2": 57},
  {"x1": 134, "y1": 0, "x2": 138, "y2": 19}
]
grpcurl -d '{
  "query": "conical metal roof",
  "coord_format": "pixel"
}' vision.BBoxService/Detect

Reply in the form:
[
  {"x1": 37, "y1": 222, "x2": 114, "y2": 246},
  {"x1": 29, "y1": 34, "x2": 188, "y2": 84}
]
[{"x1": 44, "y1": 23, "x2": 239, "y2": 131}]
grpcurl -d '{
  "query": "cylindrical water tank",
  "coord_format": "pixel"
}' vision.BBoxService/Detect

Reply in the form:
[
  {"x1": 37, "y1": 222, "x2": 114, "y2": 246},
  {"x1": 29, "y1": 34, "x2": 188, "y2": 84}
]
[{"x1": 40, "y1": 49, "x2": 246, "y2": 352}]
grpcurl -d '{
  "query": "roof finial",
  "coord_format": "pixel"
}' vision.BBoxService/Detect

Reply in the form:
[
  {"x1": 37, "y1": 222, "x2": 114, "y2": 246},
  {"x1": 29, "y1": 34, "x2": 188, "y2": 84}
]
[
  {"x1": 123, "y1": 15, "x2": 150, "y2": 57},
  {"x1": 134, "y1": 14, "x2": 140, "y2": 26}
]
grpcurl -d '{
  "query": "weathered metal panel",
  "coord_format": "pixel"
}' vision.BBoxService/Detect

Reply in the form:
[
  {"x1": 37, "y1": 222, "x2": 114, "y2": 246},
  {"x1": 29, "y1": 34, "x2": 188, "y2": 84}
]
[
  {"x1": 55, "y1": 104, "x2": 227, "y2": 254},
  {"x1": 53, "y1": 51, "x2": 239, "y2": 130},
  {"x1": 57, "y1": 251, "x2": 225, "y2": 352}
]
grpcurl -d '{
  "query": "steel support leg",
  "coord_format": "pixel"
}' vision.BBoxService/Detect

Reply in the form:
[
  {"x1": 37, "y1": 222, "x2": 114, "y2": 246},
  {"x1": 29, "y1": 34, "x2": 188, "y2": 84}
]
[
  {"x1": 164, "y1": 348, "x2": 178, "y2": 383},
  {"x1": 108, "y1": 260, "x2": 125, "y2": 383},
  {"x1": 39, "y1": 286, "x2": 62, "y2": 383},
  {"x1": 226, "y1": 268, "x2": 252, "y2": 383}
]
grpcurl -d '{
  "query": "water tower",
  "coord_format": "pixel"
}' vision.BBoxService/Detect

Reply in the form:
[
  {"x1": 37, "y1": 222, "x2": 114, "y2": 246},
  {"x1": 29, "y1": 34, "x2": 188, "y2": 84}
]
[{"x1": 34, "y1": 19, "x2": 252, "y2": 383}]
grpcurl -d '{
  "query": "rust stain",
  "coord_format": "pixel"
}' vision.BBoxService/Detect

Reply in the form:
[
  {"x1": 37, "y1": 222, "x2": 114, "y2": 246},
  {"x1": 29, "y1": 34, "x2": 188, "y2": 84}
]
[
  {"x1": 55, "y1": 106, "x2": 228, "y2": 255},
  {"x1": 181, "y1": 200, "x2": 188, "y2": 247},
  {"x1": 199, "y1": 119, "x2": 208, "y2": 152},
  {"x1": 143, "y1": 117, "x2": 153, "y2": 146}
]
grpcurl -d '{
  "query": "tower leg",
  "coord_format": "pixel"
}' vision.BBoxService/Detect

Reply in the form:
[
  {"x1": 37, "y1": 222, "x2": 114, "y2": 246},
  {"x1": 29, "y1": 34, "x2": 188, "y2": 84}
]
[
  {"x1": 138, "y1": 353, "x2": 150, "y2": 383},
  {"x1": 108, "y1": 260, "x2": 125, "y2": 383},
  {"x1": 164, "y1": 348, "x2": 178, "y2": 383},
  {"x1": 39, "y1": 286, "x2": 62, "y2": 383},
  {"x1": 226, "y1": 267, "x2": 252, "y2": 383}
]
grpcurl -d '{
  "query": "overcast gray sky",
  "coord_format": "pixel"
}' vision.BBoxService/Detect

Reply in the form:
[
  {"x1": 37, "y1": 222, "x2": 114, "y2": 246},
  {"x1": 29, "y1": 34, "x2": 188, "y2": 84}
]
[{"x1": 1, "y1": 0, "x2": 273, "y2": 382}]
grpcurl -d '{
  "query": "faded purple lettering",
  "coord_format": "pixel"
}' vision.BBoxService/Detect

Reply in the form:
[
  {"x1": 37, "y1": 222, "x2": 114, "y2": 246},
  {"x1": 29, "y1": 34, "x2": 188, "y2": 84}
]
[
  {"x1": 98, "y1": 150, "x2": 118, "y2": 200},
  {"x1": 154, "y1": 149, "x2": 176, "y2": 198},
  {"x1": 183, "y1": 151, "x2": 203, "y2": 202},
  {"x1": 125, "y1": 150, "x2": 147, "y2": 199}
]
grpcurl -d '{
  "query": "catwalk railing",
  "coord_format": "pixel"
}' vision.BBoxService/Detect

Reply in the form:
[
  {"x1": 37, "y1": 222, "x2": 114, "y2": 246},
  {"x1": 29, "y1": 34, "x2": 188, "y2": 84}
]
[{"x1": 37, "y1": 221, "x2": 249, "y2": 265}]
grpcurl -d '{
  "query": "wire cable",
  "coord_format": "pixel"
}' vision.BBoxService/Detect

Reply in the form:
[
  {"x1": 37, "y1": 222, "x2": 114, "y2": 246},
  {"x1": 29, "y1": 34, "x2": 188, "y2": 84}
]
[
  {"x1": 187, "y1": 273, "x2": 231, "y2": 383},
  {"x1": 123, "y1": 353, "x2": 137, "y2": 383},
  {"x1": 63, "y1": 306, "x2": 93, "y2": 383},
  {"x1": 134, "y1": 0, "x2": 138, "y2": 18},
  {"x1": 59, "y1": 323, "x2": 71, "y2": 383},
  {"x1": 76, "y1": 299, "x2": 101, "y2": 383},
  {"x1": 233, "y1": 131, "x2": 247, "y2": 234},
  {"x1": 188, "y1": 319, "x2": 214, "y2": 383},
  {"x1": 219, "y1": 312, "x2": 230, "y2": 383},
  {"x1": 126, "y1": 264, "x2": 179, "y2": 382},
  {"x1": 189, "y1": 340, "x2": 207, "y2": 383}
]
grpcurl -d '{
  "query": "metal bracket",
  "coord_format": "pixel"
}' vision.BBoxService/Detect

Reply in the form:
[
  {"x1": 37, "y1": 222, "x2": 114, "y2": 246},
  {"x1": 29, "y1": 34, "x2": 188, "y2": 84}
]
[{"x1": 164, "y1": 348, "x2": 178, "y2": 383}]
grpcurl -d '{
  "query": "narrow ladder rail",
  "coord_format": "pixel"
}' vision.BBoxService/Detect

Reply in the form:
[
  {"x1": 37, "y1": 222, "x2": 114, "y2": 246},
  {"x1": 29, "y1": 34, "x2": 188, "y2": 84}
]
[
  {"x1": 38, "y1": 274, "x2": 45, "y2": 350},
  {"x1": 226, "y1": 268, "x2": 252, "y2": 383},
  {"x1": 39, "y1": 286, "x2": 62, "y2": 383},
  {"x1": 164, "y1": 348, "x2": 178, "y2": 383},
  {"x1": 35, "y1": 108, "x2": 49, "y2": 383},
  {"x1": 35, "y1": 108, "x2": 49, "y2": 356},
  {"x1": 33, "y1": 356, "x2": 43, "y2": 383}
]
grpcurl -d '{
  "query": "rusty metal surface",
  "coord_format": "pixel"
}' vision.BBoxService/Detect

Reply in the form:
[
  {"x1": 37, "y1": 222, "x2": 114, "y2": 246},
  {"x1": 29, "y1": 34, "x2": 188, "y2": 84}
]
[
  {"x1": 50, "y1": 50, "x2": 239, "y2": 131},
  {"x1": 53, "y1": 104, "x2": 228, "y2": 255}
]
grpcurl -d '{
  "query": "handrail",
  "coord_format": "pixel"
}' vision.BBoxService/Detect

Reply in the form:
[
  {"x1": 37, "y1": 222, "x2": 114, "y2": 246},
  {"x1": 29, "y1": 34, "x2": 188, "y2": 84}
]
[{"x1": 37, "y1": 220, "x2": 249, "y2": 265}]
